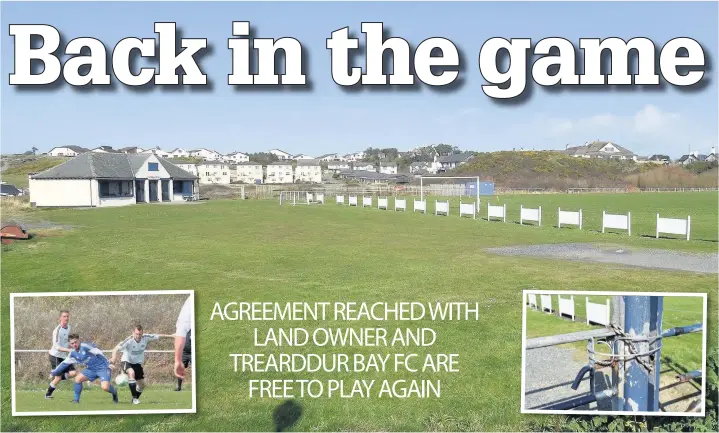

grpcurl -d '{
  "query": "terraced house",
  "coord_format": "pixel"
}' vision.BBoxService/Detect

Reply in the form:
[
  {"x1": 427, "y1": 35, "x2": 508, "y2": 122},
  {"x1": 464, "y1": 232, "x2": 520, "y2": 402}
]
[
  {"x1": 235, "y1": 161, "x2": 264, "y2": 184},
  {"x1": 266, "y1": 161, "x2": 294, "y2": 184},
  {"x1": 29, "y1": 153, "x2": 198, "y2": 207},
  {"x1": 295, "y1": 159, "x2": 322, "y2": 183},
  {"x1": 197, "y1": 161, "x2": 231, "y2": 184}
]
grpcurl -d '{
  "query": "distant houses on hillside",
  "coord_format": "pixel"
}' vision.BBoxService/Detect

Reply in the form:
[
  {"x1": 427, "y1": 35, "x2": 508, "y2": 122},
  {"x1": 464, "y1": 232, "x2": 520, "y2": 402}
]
[{"x1": 30, "y1": 141, "x2": 719, "y2": 192}]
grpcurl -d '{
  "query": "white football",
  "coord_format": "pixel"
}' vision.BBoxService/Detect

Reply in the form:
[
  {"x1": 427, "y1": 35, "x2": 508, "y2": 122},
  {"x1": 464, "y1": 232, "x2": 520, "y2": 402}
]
[{"x1": 115, "y1": 373, "x2": 129, "y2": 386}]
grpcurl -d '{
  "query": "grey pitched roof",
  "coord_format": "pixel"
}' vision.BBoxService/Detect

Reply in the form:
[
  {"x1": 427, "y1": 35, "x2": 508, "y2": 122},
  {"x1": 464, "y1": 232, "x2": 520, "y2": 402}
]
[
  {"x1": 237, "y1": 161, "x2": 262, "y2": 166},
  {"x1": 1, "y1": 183, "x2": 21, "y2": 195},
  {"x1": 31, "y1": 153, "x2": 198, "y2": 180},
  {"x1": 438, "y1": 152, "x2": 474, "y2": 163},
  {"x1": 565, "y1": 141, "x2": 635, "y2": 157},
  {"x1": 297, "y1": 159, "x2": 320, "y2": 166},
  {"x1": 157, "y1": 158, "x2": 199, "y2": 179},
  {"x1": 51, "y1": 145, "x2": 89, "y2": 153},
  {"x1": 677, "y1": 154, "x2": 706, "y2": 162}
]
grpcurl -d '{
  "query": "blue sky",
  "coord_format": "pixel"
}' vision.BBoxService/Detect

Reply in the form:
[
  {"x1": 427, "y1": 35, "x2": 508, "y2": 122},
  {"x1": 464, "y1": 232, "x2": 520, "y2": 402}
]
[{"x1": 2, "y1": 1, "x2": 717, "y2": 158}]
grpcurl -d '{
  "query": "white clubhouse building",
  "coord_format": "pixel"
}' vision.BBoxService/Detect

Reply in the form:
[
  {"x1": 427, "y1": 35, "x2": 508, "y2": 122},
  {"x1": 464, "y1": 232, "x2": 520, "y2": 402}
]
[{"x1": 29, "y1": 153, "x2": 199, "y2": 207}]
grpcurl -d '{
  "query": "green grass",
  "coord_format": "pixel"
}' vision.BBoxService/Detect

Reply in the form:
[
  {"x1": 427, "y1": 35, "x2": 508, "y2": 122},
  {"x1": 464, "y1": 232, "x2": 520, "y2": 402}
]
[
  {"x1": 525, "y1": 295, "x2": 705, "y2": 369},
  {"x1": 1, "y1": 191, "x2": 716, "y2": 431},
  {"x1": 14, "y1": 385, "x2": 193, "y2": 413}
]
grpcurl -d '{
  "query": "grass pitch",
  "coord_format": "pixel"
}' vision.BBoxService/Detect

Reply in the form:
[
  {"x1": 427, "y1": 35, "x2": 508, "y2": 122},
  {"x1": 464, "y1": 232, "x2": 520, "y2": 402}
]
[
  {"x1": 1, "y1": 192, "x2": 717, "y2": 431},
  {"x1": 15, "y1": 385, "x2": 193, "y2": 413}
]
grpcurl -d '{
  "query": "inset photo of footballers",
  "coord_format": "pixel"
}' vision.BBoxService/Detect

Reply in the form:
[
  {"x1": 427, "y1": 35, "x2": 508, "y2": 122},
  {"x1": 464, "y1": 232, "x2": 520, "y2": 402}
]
[{"x1": 10, "y1": 290, "x2": 196, "y2": 416}]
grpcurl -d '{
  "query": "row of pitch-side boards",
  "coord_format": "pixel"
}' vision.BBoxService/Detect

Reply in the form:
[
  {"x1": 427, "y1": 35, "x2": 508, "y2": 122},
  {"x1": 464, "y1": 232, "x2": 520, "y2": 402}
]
[
  {"x1": 527, "y1": 293, "x2": 611, "y2": 326},
  {"x1": 304, "y1": 194, "x2": 692, "y2": 241}
]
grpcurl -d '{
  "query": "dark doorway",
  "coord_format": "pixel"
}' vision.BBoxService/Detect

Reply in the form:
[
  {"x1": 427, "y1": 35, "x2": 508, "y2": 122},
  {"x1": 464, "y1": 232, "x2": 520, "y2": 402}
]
[
  {"x1": 135, "y1": 180, "x2": 145, "y2": 203},
  {"x1": 149, "y1": 180, "x2": 159, "y2": 202},
  {"x1": 161, "y1": 180, "x2": 170, "y2": 201}
]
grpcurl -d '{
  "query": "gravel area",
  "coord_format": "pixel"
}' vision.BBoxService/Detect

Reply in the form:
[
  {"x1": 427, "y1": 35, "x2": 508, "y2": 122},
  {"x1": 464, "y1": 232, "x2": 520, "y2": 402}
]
[
  {"x1": 487, "y1": 243, "x2": 717, "y2": 274},
  {"x1": 524, "y1": 345, "x2": 612, "y2": 411},
  {"x1": 0, "y1": 218, "x2": 74, "y2": 231}
]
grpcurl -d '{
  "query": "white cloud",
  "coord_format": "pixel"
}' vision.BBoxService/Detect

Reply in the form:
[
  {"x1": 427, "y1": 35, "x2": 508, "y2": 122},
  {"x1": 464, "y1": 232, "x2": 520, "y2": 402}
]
[{"x1": 633, "y1": 104, "x2": 680, "y2": 134}]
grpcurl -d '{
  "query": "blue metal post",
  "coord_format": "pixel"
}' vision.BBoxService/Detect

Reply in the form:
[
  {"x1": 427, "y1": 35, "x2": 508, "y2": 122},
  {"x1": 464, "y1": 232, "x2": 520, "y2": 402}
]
[{"x1": 623, "y1": 296, "x2": 663, "y2": 412}]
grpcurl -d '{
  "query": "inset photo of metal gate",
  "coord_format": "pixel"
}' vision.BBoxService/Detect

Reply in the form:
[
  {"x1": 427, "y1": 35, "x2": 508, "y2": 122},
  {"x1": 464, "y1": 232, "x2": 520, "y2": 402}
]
[{"x1": 521, "y1": 290, "x2": 707, "y2": 416}]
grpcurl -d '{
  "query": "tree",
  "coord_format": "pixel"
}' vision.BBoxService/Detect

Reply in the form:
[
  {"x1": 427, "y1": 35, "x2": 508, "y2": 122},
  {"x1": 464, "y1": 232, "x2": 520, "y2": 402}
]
[{"x1": 248, "y1": 152, "x2": 279, "y2": 166}]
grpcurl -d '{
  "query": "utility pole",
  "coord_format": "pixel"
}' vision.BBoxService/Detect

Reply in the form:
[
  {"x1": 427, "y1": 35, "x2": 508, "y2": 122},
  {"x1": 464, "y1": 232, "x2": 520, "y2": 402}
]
[{"x1": 614, "y1": 296, "x2": 664, "y2": 412}]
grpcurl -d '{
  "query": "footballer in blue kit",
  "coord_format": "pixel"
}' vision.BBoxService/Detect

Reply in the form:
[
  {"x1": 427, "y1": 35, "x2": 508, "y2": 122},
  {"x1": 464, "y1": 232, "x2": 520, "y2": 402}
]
[{"x1": 50, "y1": 333, "x2": 118, "y2": 404}]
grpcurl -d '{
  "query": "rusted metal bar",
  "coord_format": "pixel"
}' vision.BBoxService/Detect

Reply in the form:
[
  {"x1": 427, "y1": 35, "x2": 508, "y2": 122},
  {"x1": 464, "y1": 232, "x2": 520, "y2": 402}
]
[{"x1": 525, "y1": 328, "x2": 616, "y2": 350}]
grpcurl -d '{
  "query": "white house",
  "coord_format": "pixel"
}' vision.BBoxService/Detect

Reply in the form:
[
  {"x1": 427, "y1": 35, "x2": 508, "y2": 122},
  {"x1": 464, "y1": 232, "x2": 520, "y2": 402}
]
[
  {"x1": 90, "y1": 146, "x2": 118, "y2": 153},
  {"x1": 269, "y1": 149, "x2": 293, "y2": 160},
  {"x1": 225, "y1": 152, "x2": 250, "y2": 163},
  {"x1": 706, "y1": 148, "x2": 717, "y2": 162},
  {"x1": 564, "y1": 141, "x2": 638, "y2": 161},
  {"x1": 409, "y1": 161, "x2": 435, "y2": 174},
  {"x1": 47, "y1": 146, "x2": 89, "y2": 157},
  {"x1": 353, "y1": 163, "x2": 375, "y2": 171},
  {"x1": 197, "y1": 161, "x2": 232, "y2": 184},
  {"x1": 434, "y1": 152, "x2": 475, "y2": 172},
  {"x1": 295, "y1": 159, "x2": 322, "y2": 183},
  {"x1": 293, "y1": 154, "x2": 315, "y2": 160},
  {"x1": 138, "y1": 147, "x2": 171, "y2": 158},
  {"x1": 318, "y1": 153, "x2": 343, "y2": 162},
  {"x1": 118, "y1": 146, "x2": 142, "y2": 154},
  {"x1": 190, "y1": 148, "x2": 221, "y2": 161},
  {"x1": 235, "y1": 161, "x2": 264, "y2": 184},
  {"x1": 379, "y1": 162, "x2": 398, "y2": 175},
  {"x1": 266, "y1": 161, "x2": 294, "y2": 184},
  {"x1": 170, "y1": 148, "x2": 190, "y2": 158},
  {"x1": 344, "y1": 151, "x2": 366, "y2": 162},
  {"x1": 327, "y1": 161, "x2": 351, "y2": 172},
  {"x1": 29, "y1": 153, "x2": 198, "y2": 207}
]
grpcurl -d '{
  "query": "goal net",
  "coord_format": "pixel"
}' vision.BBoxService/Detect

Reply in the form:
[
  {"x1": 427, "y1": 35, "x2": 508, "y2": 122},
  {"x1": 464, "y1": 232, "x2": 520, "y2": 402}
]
[
  {"x1": 419, "y1": 176, "x2": 481, "y2": 204},
  {"x1": 279, "y1": 191, "x2": 325, "y2": 205}
]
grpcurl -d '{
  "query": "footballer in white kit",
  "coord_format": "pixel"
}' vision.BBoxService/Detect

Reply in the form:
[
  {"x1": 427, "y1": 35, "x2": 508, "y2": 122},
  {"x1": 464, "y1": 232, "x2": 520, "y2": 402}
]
[
  {"x1": 45, "y1": 309, "x2": 77, "y2": 398},
  {"x1": 110, "y1": 324, "x2": 173, "y2": 404}
]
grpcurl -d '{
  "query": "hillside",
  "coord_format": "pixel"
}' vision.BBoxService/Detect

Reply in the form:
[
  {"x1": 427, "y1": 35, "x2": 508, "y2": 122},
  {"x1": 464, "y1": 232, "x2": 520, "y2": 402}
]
[
  {"x1": 450, "y1": 151, "x2": 718, "y2": 189},
  {"x1": 0, "y1": 155, "x2": 68, "y2": 187}
]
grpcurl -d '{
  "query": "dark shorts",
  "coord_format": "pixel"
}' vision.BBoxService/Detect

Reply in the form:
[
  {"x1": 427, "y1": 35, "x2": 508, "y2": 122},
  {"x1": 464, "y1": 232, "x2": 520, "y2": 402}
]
[
  {"x1": 182, "y1": 348, "x2": 191, "y2": 365},
  {"x1": 122, "y1": 362, "x2": 144, "y2": 380},
  {"x1": 49, "y1": 355, "x2": 75, "y2": 377}
]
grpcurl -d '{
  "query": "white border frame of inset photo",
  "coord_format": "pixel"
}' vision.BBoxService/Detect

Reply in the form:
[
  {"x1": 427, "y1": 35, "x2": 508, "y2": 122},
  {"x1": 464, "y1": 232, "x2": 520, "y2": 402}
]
[
  {"x1": 520, "y1": 289, "x2": 707, "y2": 417},
  {"x1": 10, "y1": 289, "x2": 197, "y2": 416}
]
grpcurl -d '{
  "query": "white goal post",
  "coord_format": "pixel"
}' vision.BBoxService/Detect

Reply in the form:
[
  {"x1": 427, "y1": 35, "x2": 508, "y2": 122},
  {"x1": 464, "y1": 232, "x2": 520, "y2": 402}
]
[
  {"x1": 420, "y1": 176, "x2": 480, "y2": 204},
  {"x1": 279, "y1": 191, "x2": 312, "y2": 205}
]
